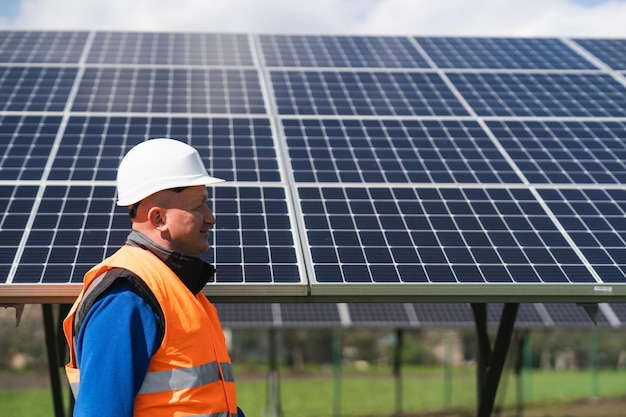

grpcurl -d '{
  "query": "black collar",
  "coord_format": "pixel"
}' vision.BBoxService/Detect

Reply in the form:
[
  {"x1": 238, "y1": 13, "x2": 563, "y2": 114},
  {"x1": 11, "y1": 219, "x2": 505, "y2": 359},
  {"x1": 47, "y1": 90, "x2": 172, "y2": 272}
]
[{"x1": 126, "y1": 231, "x2": 216, "y2": 295}]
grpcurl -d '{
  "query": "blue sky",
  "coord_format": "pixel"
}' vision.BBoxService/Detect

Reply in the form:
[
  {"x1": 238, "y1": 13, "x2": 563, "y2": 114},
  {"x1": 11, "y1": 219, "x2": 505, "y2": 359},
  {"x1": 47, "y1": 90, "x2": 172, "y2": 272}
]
[
  {"x1": 0, "y1": 0, "x2": 625, "y2": 36},
  {"x1": 1, "y1": 0, "x2": 20, "y2": 20}
]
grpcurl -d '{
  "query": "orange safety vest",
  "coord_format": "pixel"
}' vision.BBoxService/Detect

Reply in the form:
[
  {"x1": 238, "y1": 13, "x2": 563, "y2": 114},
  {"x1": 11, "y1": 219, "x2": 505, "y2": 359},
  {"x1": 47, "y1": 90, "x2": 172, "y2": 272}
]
[{"x1": 63, "y1": 245, "x2": 238, "y2": 417}]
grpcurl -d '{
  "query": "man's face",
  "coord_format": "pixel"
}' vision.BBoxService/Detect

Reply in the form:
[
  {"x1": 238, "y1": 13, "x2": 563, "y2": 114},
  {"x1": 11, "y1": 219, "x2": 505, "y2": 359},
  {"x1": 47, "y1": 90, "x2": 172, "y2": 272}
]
[{"x1": 159, "y1": 185, "x2": 216, "y2": 256}]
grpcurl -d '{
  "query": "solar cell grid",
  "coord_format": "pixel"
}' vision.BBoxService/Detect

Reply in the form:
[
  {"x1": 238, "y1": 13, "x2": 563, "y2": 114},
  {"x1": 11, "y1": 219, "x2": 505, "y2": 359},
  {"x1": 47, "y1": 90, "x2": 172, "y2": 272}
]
[
  {"x1": 50, "y1": 116, "x2": 279, "y2": 182},
  {"x1": 1, "y1": 30, "x2": 626, "y2": 304},
  {"x1": 209, "y1": 186, "x2": 300, "y2": 285},
  {"x1": 283, "y1": 118, "x2": 521, "y2": 184},
  {"x1": 73, "y1": 68, "x2": 265, "y2": 114},
  {"x1": 0, "y1": 115, "x2": 62, "y2": 180},
  {"x1": 0, "y1": 66, "x2": 77, "y2": 112},
  {"x1": 487, "y1": 120, "x2": 626, "y2": 184},
  {"x1": 260, "y1": 35, "x2": 430, "y2": 68},
  {"x1": 11, "y1": 185, "x2": 123, "y2": 285},
  {"x1": 413, "y1": 303, "x2": 474, "y2": 326},
  {"x1": 416, "y1": 37, "x2": 596, "y2": 70},
  {"x1": 300, "y1": 186, "x2": 596, "y2": 288},
  {"x1": 539, "y1": 188, "x2": 626, "y2": 283},
  {"x1": 215, "y1": 303, "x2": 275, "y2": 327},
  {"x1": 271, "y1": 70, "x2": 469, "y2": 116},
  {"x1": 486, "y1": 303, "x2": 546, "y2": 327},
  {"x1": 0, "y1": 31, "x2": 88, "y2": 64},
  {"x1": 448, "y1": 72, "x2": 626, "y2": 117},
  {"x1": 280, "y1": 303, "x2": 341, "y2": 326},
  {"x1": 542, "y1": 303, "x2": 609, "y2": 326},
  {"x1": 0, "y1": 186, "x2": 39, "y2": 284},
  {"x1": 87, "y1": 32, "x2": 254, "y2": 66},
  {"x1": 348, "y1": 303, "x2": 412, "y2": 325},
  {"x1": 574, "y1": 38, "x2": 626, "y2": 70}
]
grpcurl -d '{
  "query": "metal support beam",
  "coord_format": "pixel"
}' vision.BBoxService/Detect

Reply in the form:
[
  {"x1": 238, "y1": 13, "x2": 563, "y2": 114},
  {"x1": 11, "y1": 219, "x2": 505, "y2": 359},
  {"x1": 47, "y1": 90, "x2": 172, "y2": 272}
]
[
  {"x1": 393, "y1": 328, "x2": 404, "y2": 417},
  {"x1": 513, "y1": 330, "x2": 528, "y2": 417},
  {"x1": 42, "y1": 304, "x2": 66, "y2": 417},
  {"x1": 472, "y1": 303, "x2": 519, "y2": 417},
  {"x1": 266, "y1": 328, "x2": 282, "y2": 417},
  {"x1": 332, "y1": 329, "x2": 342, "y2": 417}
]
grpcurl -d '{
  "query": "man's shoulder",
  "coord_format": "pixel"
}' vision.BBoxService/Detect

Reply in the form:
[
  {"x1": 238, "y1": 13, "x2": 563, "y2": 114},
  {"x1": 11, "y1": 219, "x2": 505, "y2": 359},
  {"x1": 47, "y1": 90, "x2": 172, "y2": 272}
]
[{"x1": 77, "y1": 268, "x2": 164, "y2": 339}]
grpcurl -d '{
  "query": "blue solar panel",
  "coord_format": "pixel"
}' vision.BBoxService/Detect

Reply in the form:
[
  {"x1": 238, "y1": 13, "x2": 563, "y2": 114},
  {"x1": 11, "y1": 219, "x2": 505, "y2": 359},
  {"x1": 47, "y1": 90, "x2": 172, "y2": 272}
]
[
  {"x1": 271, "y1": 70, "x2": 469, "y2": 116},
  {"x1": 209, "y1": 186, "x2": 301, "y2": 285},
  {"x1": 283, "y1": 118, "x2": 522, "y2": 184},
  {"x1": 1, "y1": 31, "x2": 626, "y2": 303},
  {"x1": 541, "y1": 303, "x2": 610, "y2": 326},
  {"x1": 348, "y1": 303, "x2": 412, "y2": 326},
  {"x1": 73, "y1": 68, "x2": 265, "y2": 114},
  {"x1": 538, "y1": 188, "x2": 626, "y2": 283},
  {"x1": 487, "y1": 120, "x2": 626, "y2": 184},
  {"x1": 300, "y1": 186, "x2": 599, "y2": 289},
  {"x1": 215, "y1": 303, "x2": 276, "y2": 327},
  {"x1": 49, "y1": 116, "x2": 279, "y2": 182},
  {"x1": 87, "y1": 32, "x2": 254, "y2": 66},
  {"x1": 0, "y1": 66, "x2": 77, "y2": 111},
  {"x1": 574, "y1": 38, "x2": 626, "y2": 70},
  {"x1": 416, "y1": 37, "x2": 597, "y2": 70},
  {"x1": 0, "y1": 185, "x2": 39, "y2": 284},
  {"x1": 280, "y1": 303, "x2": 341, "y2": 326},
  {"x1": 0, "y1": 115, "x2": 62, "y2": 180},
  {"x1": 7, "y1": 184, "x2": 302, "y2": 290},
  {"x1": 260, "y1": 35, "x2": 430, "y2": 68},
  {"x1": 0, "y1": 31, "x2": 88, "y2": 64},
  {"x1": 447, "y1": 72, "x2": 626, "y2": 117},
  {"x1": 213, "y1": 302, "x2": 614, "y2": 328},
  {"x1": 11, "y1": 185, "x2": 123, "y2": 284}
]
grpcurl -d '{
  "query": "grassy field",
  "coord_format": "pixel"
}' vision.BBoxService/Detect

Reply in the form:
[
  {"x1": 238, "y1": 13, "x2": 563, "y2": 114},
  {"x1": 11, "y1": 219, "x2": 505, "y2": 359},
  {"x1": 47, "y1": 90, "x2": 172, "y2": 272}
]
[{"x1": 1, "y1": 367, "x2": 626, "y2": 417}]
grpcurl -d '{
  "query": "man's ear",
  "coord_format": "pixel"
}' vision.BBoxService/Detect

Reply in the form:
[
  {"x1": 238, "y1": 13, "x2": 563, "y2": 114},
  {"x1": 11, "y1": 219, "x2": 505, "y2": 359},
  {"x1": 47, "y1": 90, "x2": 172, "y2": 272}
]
[{"x1": 147, "y1": 207, "x2": 168, "y2": 231}]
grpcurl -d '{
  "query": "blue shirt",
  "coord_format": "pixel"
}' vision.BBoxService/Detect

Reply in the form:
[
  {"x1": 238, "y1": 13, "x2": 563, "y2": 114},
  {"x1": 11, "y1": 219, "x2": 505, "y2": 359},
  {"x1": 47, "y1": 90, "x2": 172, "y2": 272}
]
[{"x1": 74, "y1": 282, "x2": 159, "y2": 417}]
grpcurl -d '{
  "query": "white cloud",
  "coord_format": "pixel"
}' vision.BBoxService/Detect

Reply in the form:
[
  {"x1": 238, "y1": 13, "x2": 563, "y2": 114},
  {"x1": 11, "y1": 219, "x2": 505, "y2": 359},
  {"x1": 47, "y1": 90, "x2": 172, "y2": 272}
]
[{"x1": 3, "y1": 0, "x2": 626, "y2": 37}]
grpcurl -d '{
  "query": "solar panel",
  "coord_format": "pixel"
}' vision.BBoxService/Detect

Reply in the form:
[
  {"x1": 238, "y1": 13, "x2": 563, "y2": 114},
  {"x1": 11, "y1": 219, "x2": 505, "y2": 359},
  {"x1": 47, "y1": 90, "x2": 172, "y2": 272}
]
[
  {"x1": 0, "y1": 115, "x2": 63, "y2": 180},
  {"x1": 87, "y1": 32, "x2": 254, "y2": 66},
  {"x1": 0, "y1": 66, "x2": 77, "y2": 112},
  {"x1": 573, "y1": 38, "x2": 626, "y2": 70},
  {"x1": 299, "y1": 185, "x2": 615, "y2": 299},
  {"x1": 271, "y1": 70, "x2": 468, "y2": 116},
  {"x1": 283, "y1": 118, "x2": 522, "y2": 184},
  {"x1": 213, "y1": 302, "x2": 620, "y2": 328},
  {"x1": 50, "y1": 116, "x2": 279, "y2": 182},
  {"x1": 486, "y1": 120, "x2": 626, "y2": 184},
  {"x1": 260, "y1": 35, "x2": 430, "y2": 68},
  {"x1": 73, "y1": 68, "x2": 265, "y2": 114},
  {"x1": 214, "y1": 303, "x2": 276, "y2": 328},
  {"x1": 416, "y1": 37, "x2": 597, "y2": 70},
  {"x1": 446, "y1": 72, "x2": 626, "y2": 117},
  {"x1": 1, "y1": 31, "x2": 626, "y2": 305},
  {"x1": 279, "y1": 303, "x2": 342, "y2": 327},
  {"x1": 0, "y1": 31, "x2": 88, "y2": 64},
  {"x1": 348, "y1": 302, "x2": 414, "y2": 327}
]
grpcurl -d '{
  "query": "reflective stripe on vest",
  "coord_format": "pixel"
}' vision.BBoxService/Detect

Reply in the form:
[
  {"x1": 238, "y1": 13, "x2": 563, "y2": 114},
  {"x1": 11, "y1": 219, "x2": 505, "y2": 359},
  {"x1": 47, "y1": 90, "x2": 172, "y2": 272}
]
[
  {"x1": 190, "y1": 413, "x2": 237, "y2": 417},
  {"x1": 139, "y1": 361, "x2": 235, "y2": 394}
]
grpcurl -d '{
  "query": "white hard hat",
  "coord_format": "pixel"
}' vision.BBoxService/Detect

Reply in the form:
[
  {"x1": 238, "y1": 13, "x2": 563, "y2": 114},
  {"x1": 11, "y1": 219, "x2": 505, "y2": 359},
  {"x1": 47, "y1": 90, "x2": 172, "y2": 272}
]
[{"x1": 116, "y1": 138, "x2": 224, "y2": 206}]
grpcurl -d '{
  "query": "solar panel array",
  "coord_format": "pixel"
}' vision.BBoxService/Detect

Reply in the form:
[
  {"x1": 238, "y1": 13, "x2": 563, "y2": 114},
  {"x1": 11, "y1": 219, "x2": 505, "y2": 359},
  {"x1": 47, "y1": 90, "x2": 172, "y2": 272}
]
[
  {"x1": 1, "y1": 31, "x2": 626, "y2": 304},
  {"x1": 215, "y1": 302, "x2": 618, "y2": 328}
]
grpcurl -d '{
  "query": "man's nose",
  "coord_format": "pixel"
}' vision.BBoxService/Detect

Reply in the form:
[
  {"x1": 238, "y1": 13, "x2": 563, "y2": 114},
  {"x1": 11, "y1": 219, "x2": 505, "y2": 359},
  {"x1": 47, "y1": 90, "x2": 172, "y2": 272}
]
[{"x1": 204, "y1": 207, "x2": 216, "y2": 225}]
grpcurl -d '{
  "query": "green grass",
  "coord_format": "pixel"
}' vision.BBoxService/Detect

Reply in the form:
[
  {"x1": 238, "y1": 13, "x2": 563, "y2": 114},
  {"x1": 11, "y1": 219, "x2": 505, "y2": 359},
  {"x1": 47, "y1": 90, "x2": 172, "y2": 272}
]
[
  {"x1": 1, "y1": 367, "x2": 626, "y2": 417},
  {"x1": 0, "y1": 389, "x2": 62, "y2": 417},
  {"x1": 236, "y1": 367, "x2": 626, "y2": 417}
]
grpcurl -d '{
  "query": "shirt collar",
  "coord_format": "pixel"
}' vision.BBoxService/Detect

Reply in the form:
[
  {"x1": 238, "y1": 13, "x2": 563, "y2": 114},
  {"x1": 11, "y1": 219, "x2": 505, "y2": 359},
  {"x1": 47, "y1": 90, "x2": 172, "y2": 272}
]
[{"x1": 126, "y1": 230, "x2": 216, "y2": 295}]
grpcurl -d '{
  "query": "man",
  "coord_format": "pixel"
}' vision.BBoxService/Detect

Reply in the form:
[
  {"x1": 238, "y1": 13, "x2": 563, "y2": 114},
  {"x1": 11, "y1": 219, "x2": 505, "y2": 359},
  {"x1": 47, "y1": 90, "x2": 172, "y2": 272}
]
[{"x1": 63, "y1": 138, "x2": 245, "y2": 416}]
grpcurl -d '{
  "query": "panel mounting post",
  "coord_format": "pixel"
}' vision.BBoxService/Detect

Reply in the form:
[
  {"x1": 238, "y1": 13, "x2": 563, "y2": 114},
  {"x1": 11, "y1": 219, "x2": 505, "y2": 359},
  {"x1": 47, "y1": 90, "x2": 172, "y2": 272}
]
[{"x1": 471, "y1": 303, "x2": 519, "y2": 417}]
